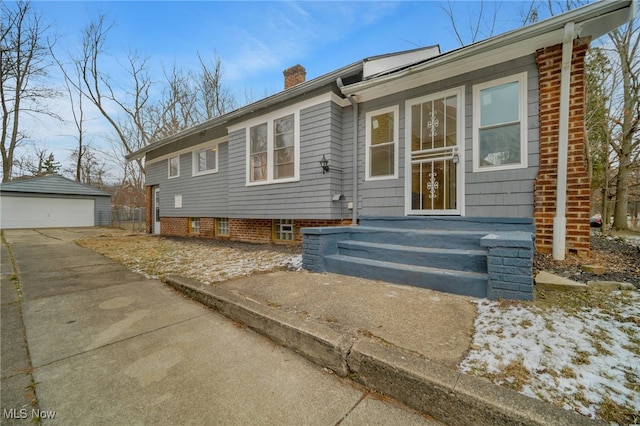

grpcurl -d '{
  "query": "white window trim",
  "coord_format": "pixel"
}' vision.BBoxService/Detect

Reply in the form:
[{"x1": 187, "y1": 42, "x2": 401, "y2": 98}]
[
  {"x1": 472, "y1": 72, "x2": 528, "y2": 173},
  {"x1": 365, "y1": 105, "x2": 399, "y2": 181},
  {"x1": 244, "y1": 108, "x2": 300, "y2": 186},
  {"x1": 192, "y1": 145, "x2": 219, "y2": 176},
  {"x1": 168, "y1": 156, "x2": 180, "y2": 179},
  {"x1": 146, "y1": 137, "x2": 227, "y2": 166}
]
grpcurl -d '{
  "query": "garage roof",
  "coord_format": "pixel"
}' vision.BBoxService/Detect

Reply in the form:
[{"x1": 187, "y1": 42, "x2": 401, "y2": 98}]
[{"x1": 0, "y1": 175, "x2": 111, "y2": 197}]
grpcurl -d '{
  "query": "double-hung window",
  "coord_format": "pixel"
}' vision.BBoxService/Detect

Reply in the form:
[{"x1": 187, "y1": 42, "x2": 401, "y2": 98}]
[
  {"x1": 473, "y1": 72, "x2": 527, "y2": 172},
  {"x1": 247, "y1": 112, "x2": 298, "y2": 185},
  {"x1": 273, "y1": 115, "x2": 295, "y2": 179},
  {"x1": 366, "y1": 106, "x2": 399, "y2": 180},
  {"x1": 168, "y1": 156, "x2": 180, "y2": 178},
  {"x1": 250, "y1": 124, "x2": 268, "y2": 182},
  {"x1": 193, "y1": 146, "x2": 218, "y2": 176}
]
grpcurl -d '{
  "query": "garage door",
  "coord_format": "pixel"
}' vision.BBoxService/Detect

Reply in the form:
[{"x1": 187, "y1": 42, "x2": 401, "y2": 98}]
[{"x1": 0, "y1": 196, "x2": 95, "y2": 229}]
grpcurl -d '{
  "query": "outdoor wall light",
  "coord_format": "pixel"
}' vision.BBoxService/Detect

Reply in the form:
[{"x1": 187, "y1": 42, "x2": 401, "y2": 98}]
[
  {"x1": 320, "y1": 154, "x2": 330, "y2": 174},
  {"x1": 319, "y1": 154, "x2": 342, "y2": 174}
]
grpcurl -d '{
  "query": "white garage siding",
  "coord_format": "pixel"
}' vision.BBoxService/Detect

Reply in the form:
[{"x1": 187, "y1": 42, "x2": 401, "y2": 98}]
[{"x1": 0, "y1": 196, "x2": 95, "y2": 229}]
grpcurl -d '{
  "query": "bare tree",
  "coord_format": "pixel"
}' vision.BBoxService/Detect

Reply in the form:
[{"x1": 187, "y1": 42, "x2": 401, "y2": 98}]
[
  {"x1": 63, "y1": 14, "x2": 237, "y2": 208},
  {"x1": 197, "y1": 53, "x2": 236, "y2": 119},
  {"x1": 60, "y1": 68, "x2": 87, "y2": 182},
  {"x1": 145, "y1": 63, "x2": 199, "y2": 140},
  {"x1": 1, "y1": 0, "x2": 59, "y2": 181},
  {"x1": 145, "y1": 54, "x2": 237, "y2": 141},
  {"x1": 441, "y1": 0, "x2": 499, "y2": 46},
  {"x1": 59, "y1": 14, "x2": 152, "y2": 203},
  {"x1": 67, "y1": 146, "x2": 107, "y2": 187},
  {"x1": 21, "y1": 144, "x2": 60, "y2": 176},
  {"x1": 608, "y1": 19, "x2": 640, "y2": 230}
]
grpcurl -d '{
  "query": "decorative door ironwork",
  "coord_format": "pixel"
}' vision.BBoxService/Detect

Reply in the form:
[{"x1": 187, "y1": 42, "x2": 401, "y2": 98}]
[{"x1": 409, "y1": 93, "x2": 460, "y2": 214}]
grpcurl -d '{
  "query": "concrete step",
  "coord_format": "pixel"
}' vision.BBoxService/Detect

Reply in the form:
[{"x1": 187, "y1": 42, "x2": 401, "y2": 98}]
[
  {"x1": 350, "y1": 226, "x2": 486, "y2": 250},
  {"x1": 337, "y1": 240, "x2": 488, "y2": 273},
  {"x1": 324, "y1": 254, "x2": 488, "y2": 298}
]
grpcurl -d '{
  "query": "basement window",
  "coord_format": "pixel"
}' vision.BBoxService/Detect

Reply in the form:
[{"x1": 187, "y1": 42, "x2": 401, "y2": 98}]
[
  {"x1": 189, "y1": 218, "x2": 201, "y2": 234},
  {"x1": 216, "y1": 218, "x2": 229, "y2": 236},
  {"x1": 273, "y1": 219, "x2": 294, "y2": 242}
]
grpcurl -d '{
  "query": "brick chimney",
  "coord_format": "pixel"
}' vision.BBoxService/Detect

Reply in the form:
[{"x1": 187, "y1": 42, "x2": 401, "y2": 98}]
[{"x1": 283, "y1": 64, "x2": 306, "y2": 89}]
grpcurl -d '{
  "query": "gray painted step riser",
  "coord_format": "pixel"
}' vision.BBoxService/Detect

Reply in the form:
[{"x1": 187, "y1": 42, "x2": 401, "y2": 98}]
[
  {"x1": 360, "y1": 218, "x2": 534, "y2": 233},
  {"x1": 350, "y1": 231, "x2": 483, "y2": 250},
  {"x1": 324, "y1": 257, "x2": 488, "y2": 299},
  {"x1": 337, "y1": 244, "x2": 488, "y2": 273}
]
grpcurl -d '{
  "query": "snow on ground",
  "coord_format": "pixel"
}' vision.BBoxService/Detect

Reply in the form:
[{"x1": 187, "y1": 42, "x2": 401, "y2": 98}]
[{"x1": 460, "y1": 291, "x2": 640, "y2": 422}]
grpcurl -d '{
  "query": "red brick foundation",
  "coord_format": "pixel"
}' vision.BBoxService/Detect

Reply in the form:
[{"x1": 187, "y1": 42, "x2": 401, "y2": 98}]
[
  {"x1": 155, "y1": 217, "x2": 351, "y2": 244},
  {"x1": 534, "y1": 38, "x2": 591, "y2": 257},
  {"x1": 160, "y1": 217, "x2": 189, "y2": 237}
]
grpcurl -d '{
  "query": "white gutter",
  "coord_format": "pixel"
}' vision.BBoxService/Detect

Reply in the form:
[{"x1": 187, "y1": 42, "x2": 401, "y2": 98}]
[{"x1": 552, "y1": 22, "x2": 575, "y2": 261}]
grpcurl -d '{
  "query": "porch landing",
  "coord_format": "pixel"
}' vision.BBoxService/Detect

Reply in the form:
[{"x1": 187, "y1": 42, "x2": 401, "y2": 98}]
[{"x1": 302, "y1": 216, "x2": 535, "y2": 300}]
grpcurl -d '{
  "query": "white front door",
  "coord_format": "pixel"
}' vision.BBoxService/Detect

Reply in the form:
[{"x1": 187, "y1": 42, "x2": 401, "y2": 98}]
[
  {"x1": 405, "y1": 87, "x2": 464, "y2": 215},
  {"x1": 153, "y1": 187, "x2": 161, "y2": 234}
]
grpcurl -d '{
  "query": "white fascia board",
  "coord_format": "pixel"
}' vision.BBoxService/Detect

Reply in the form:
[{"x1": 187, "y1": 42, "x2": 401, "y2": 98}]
[
  {"x1": 146, "y1": 136, "x2": 227, "y2": 166},
  {"x1": 227, "y1": 92, "x2": 348, "y2": 134}
]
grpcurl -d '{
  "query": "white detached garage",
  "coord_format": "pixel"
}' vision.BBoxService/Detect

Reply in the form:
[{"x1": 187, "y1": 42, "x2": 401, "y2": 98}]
[{"x1": 0, "y1": 175, "x2": 111, "y2": 229}]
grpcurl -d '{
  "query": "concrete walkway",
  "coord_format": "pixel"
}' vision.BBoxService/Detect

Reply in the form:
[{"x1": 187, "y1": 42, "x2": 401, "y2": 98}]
[
  {"x1": 1, "y1": 228, "x2": 437, "y2": 425},
  {"x1": 2, "y1": 228, "x2": 598, "y2": 425}
]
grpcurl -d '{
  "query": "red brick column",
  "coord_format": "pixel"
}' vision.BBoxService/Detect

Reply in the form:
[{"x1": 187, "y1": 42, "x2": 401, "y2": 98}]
[
  {"x1": 534, "y1": 38, "x2": 591, "y2": 257},
  {"x1": 145, "y1": 186, "x2": 153, "y2": 234}
]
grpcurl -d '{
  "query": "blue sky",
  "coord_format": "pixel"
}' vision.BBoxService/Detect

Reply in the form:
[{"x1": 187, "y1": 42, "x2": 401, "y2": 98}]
[{"x1": 20, "y1": 1, "x2": 549, "y2": 177}]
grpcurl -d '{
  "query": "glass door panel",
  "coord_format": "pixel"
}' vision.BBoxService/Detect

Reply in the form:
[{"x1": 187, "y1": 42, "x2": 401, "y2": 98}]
[{"x1": 408, "y1": 90, "x2": 461, "y2": 215}]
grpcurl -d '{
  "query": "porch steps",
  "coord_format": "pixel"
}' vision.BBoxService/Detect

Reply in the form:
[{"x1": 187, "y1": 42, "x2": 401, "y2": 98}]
[
  {"x1": 324, "y1": 254, "x2": 488, "y2": 298},
  {"x1": 336, "y1": 240, "x2": 488, "y2": 273},
  {"x1": 348, "y1": 227, "x2": 487, "y2": 250},
  {"x1": 304, "y1": 216, "x2": 536, "y2": 300},
  {"x1": 322, "y1": 224, "x2": 490, "y2": 298}
]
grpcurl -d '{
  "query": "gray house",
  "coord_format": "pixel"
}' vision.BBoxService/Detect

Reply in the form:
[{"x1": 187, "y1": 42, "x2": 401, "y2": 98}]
[
  {"x1": 0, "y1": 175, "x2": 112, "y2": 229},
  {"x1": 128, "y1": 1, "x2": 636, "y2": 300}
]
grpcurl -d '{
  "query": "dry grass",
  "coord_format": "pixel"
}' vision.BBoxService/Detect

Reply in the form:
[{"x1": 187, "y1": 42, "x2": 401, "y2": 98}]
[{"x1": 76, "y1": 232, "x2": 301, "y2": 285}]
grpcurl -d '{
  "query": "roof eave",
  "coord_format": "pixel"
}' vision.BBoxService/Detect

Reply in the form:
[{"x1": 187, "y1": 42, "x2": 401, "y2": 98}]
[
  {"x1": 126, "y1": 61, "x2": 363, "y2": 161},
  {"x1": 340, "y1": 0, "x2": 636, "y2": 96}
]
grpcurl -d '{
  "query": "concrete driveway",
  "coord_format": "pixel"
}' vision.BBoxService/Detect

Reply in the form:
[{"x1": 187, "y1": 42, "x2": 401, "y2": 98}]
[{"x1": 1, "y1": 228, "x2": 437, "y2": 425}]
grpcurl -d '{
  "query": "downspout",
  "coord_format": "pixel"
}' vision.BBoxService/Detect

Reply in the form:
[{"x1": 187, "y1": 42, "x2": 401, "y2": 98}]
[
  {"x1": 552, "y1": 22, "x2": 575, "y2": 260},
  {"x1": 336, "y1": 77, "x2": 358, "y2": 225}
]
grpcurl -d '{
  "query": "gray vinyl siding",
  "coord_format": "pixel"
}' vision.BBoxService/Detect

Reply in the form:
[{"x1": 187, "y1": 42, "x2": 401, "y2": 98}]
[
  {"x1": 148, "y1": 142, "x2": 229, "y2": 218},
  {"x1": 227, "y1": 101, "x2": 346, "y2": 220},
  {"x1": 358, "y1": 54, "x2": 539, "y2": 218},
  {"x1": 94, "y1": 196, "x2": 112, "y2": 225},
  {"x1": 463, "y1": 56, "x2": 539, "y2": 217},
  {"x1": 143, "y1": 55, "x2": 540, "y2": 223}
]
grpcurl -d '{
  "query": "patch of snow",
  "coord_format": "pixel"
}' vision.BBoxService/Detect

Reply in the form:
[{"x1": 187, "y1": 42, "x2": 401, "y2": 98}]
[
  {"x1": 460, "y1": 291, "x2": 640, "y2": 420},
  {"x1": 282, "y1": 254, "x2": 303, "y2": 271}
]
